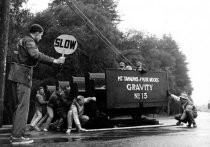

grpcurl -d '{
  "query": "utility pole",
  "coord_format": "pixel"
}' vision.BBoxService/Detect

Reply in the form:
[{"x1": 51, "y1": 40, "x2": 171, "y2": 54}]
[{"x1": 0, "y1": 0, "x2": 10, "y2": 127}]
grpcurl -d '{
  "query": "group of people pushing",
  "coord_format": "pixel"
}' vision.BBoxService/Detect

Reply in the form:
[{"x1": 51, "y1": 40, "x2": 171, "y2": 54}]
[
  {"x1": 29, "y1": 74, "x2": 197, "y2": 137},
  {"x1": 29, "y1": 85, "x2": 96, "y2": 134}
]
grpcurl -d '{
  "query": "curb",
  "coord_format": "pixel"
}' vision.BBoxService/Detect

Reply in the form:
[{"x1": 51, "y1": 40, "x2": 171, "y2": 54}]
[{"x1": 0, "y1": 125, "x2": 12, "y2": 134}]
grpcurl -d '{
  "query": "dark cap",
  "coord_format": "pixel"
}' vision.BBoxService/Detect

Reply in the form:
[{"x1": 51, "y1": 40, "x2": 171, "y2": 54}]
[
  {"x1": 179, "y1": 93, "x2": 188, "y2": 100},
  {"x1": 77, "y1": 95, "x2": 84, "y2": 101},
  {"x1": 119, "y1": 62, "x2": 125, "y2": 67},
  {"x1": 136, "y1": 61, "x2": 142, "y2": 66},
  {"x1": 39, "y1": 86, "x2": 44, "y2": 90},
  {"x1": 29, "y1": 24, "x2": 44, "y2": 33}
]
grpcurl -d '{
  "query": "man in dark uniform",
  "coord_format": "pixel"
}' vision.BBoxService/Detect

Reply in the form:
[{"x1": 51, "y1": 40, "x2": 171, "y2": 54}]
[
  {"x1": 8, "y1": 24, "x2": 65, "y2": 144},
  {"x1": 135, "y1": 61, "x2": 147, "y2": 73},
  {"x1": 118, "y1": 62, "x2": 126, "y2": 70},
  {"x1": 168, "y1": 92, "x2": 197, "y2": 128}
]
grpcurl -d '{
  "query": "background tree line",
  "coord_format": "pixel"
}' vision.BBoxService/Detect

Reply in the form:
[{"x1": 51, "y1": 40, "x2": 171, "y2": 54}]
[{"x1": 3, "y1": 0, "x2": 192, "y2": 124}]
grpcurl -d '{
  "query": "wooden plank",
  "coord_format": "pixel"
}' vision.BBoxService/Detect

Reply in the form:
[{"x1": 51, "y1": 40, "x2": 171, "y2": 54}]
[
  {"x1": 72, "y1": 76, "x2": 85, "y2": 82},
  {"x1": 58, "y1": 81, "x2": 69, "y2": 87},
  {"x1": 47, "y1": 86, "x2": 56, "y2": 92},
  {"x1": 89, "y1": 73, "x2": 105, "y2": 79},
  {"x1": 72, "y1": 77, "x2": 86, "y2": 92}
]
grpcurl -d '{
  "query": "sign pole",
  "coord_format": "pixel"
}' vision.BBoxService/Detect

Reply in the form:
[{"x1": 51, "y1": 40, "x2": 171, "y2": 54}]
[{"x1": 62, "y1": 49, "x2": 65, "y2": 57}]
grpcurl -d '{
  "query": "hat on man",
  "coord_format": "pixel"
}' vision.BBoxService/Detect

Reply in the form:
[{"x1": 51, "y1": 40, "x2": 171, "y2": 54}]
[
  {"x1": 29, "y1": 24, "x2": 44, "y2": 33},
  {"x1": 119, "y1": 62, "x2": 125, "y2": 67},
  {"x1": 179, "y1": 93, "x2": 188, "y2": 100},
  {"x1": 39, "y1": 86, "x2": 44, "y2": 90},
  {"x1": 77, "y1": 95, "x2": 84, "y2": 101},
  {"x1": 136, "y1": 61, "x2": 142, "y2": 67}
]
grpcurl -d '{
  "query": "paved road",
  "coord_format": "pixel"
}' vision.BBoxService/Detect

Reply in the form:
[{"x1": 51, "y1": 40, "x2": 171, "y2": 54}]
[{"x1": 0, "y1": 112, "x2": 209, "y2": 147}]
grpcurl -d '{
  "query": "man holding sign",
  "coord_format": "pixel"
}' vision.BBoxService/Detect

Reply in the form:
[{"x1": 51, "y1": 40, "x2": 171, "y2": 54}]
[{"x1": 8, "y1": 24, "x2": 65, "y2": 145}]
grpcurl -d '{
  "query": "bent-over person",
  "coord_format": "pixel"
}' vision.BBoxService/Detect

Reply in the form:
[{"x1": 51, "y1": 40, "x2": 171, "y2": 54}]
[
  {"x1": 54, "y1": 86, "x2": 73, "y2": 132},
  {"x1": 168, "y1": 92, "x2": 197, "y2": 127},
  {"x1": 66, "y1": 95, "x2": 96, "y2": 134},
  {"x1": 43, "y1": 87, "x2": 63, "y2": 132},
  {"x1": 29, "y1": 86, "x2": 48, "y2": 131}
]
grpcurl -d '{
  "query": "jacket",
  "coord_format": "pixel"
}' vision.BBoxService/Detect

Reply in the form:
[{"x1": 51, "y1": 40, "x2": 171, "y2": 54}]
[
  {"x1": 8, "y1": 35, "x2": 54, "y2": 87},
  {"x1": 171, "y1": 94, "x2": 197, "y2": 114},
  {"x1": 35, "y1": 91, "x2": 47, "y2": 112}
]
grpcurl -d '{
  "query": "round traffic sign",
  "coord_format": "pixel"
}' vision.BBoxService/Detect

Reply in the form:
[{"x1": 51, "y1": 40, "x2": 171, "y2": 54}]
[{"x1": 54, "y1": 34, "x2": 78, "y2": 56}]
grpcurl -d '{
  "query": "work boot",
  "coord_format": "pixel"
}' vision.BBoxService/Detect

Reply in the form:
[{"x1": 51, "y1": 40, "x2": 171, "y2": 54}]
[
  {"x1": 43, "y1": 128, "x2": 48, "y2": 132},
  {"x1": 34, "y1": 125, "x2": 41, "y2": 131},
  {"x1": 28, "y1": 125, "x2": 34, "y2": 131},
  {"x1": 193, "y1": 122, "x2": 197, "y2": 128},
  {"x1": 176, "y1": 121, "x2": 181, "y2": 126},
  {"x1": 187, "y1": 123, "x2": 192, "y2": 127},
  {"x1": 66, "y1": 128, "x2": 72, "y2": 134},
  {"x1": 11, "y1": 136, "x2": 34, "y2": 145},
  {"x1": 56, "y1": 126, "x2": 61, "y2": 132}
]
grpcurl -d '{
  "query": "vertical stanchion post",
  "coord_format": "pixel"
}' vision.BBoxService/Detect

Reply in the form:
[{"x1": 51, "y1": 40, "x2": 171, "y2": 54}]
[
  {"x1": 165, "y1": 67, "x2": 170, "y2": 116},
  {"x1": 0, "y1": 0, "x2": 10, "y2": 127}
]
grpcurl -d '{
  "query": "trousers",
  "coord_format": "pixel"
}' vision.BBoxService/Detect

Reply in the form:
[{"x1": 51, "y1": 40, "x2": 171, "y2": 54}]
[
  {"x1": 174, "y1": 109, "x2": 197, "y2": 124},
  {"x1": 44, "y1": 106, "x2": 54, "y2": 129},
  {"x1": 67, "y1": 110, "x2": 89, "y2": 129},
  {"x1": 11, "y1": 81, "x2": 31, "y2": 137},
  {"x1": 30, "y1": 110, "x2": 42, "y2": 126}
]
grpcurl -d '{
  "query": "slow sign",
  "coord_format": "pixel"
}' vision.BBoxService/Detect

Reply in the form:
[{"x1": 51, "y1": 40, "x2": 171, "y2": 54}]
[{"x1": 54, "y1": 34, "x2": 78, "y2": 56}]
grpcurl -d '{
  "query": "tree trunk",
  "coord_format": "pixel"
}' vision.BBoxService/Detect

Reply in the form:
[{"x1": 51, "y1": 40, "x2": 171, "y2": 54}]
[{"x1": 0, "y1": 0, "x2": 10, "y2": 127}]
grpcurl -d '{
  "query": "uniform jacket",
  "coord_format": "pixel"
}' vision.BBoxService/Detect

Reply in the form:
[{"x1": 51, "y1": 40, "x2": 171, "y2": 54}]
[
  {"x1": 57, "y1": 92, "x2": 73, "y2": 113},
  {"x1": 171, "y1": 94, "x2": 197, "y2": 114},
  {"x1": 8, "y1": 35, "x2": 54, "y2": 87},
  {"x1": 47, "y1": 92, "x2": 59, "y2": 109}
]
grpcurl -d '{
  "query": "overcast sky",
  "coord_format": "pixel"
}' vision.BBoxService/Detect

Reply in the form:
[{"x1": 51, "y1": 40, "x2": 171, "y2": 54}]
[
  {"x1": 117, "y1": 0, "x2": 210, "y2": 106},
  {"x1": 25, "y1": 0, "x2": 210, "y2": 106}
]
